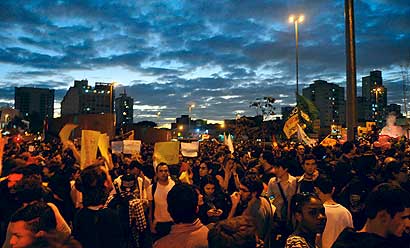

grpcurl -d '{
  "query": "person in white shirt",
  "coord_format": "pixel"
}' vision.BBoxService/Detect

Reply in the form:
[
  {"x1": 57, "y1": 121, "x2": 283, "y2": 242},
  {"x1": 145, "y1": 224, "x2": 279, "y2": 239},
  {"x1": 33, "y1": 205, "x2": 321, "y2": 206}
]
[
  {"x1": 147, "y1": 163, "x2": 175, "y2": 241},
  {"x1": 314, "y1": 174, "x2": 353, "y2": 248},
  {"x1": 267, "y1": 158, "x2": 297, "y2": 222}
]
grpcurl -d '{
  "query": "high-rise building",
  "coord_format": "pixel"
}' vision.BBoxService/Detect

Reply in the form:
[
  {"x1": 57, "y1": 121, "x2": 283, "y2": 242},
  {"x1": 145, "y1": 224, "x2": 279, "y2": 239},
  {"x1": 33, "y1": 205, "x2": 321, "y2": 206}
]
[
  {"x1": 115, "y1": 90, "x2": 134, "y2": 127},
  {"x1": 61, "y1": 80, "x2": 114, "y2": 116},
  {"x1": 14, "y1": 87, "x2": 54, "y2": 120},
  {"x1": 302, "y1": 80, "x2": 345, "y2": 128},
  {"x1": 361, "y1": 70, "x2": 387, "y2": 126}
]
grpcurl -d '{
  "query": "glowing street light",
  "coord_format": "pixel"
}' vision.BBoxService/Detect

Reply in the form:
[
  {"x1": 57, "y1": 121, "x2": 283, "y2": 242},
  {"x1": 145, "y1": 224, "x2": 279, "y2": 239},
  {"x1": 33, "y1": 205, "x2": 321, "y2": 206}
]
[
  {"x1": 188, "y1": 103, "x2": 195, "y2": 135},
  {"x1": 289, "y1": 14, "x2": 304, "y2": 100}
]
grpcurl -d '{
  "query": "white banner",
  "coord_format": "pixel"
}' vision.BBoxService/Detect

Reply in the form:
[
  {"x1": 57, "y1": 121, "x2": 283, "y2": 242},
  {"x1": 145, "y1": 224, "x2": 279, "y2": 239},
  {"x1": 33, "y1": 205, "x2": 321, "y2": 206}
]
[
  {"x1": 181, "y1": 142, "x2": 199, "y2": 157},
  {"x1": 123, "y1": 140, "x2": 142, "y2": 154},
  {"x1": 111, "y1": 141, "x2": 123, "y2": 154}
]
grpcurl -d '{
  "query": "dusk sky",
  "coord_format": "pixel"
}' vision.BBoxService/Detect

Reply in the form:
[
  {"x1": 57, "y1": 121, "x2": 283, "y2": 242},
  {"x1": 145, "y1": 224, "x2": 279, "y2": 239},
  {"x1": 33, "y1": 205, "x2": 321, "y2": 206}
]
[{"x1": 0, "y1": 0, "x2": 409, "y2": 126}]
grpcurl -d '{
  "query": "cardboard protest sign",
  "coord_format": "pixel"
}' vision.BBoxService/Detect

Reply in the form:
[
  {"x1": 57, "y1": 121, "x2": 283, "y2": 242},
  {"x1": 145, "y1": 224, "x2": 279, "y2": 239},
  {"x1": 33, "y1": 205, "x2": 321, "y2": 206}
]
[
  {"x1": 111, "y1": 141, "x2": 123, "y2": 154},
  {"x1": 181, "y1": 141, "x2": 199, "y2": 157},
  {"x1": 153, "y1": 141, "x2": 179, "y2": 168},
  {"x1": 123, "y1": 140, "x2": 141, "y2": 154},
  {"x1": 98, "y1": 133, "x2": 113, "y2": 170},
  {"x1": 80, "y1": 130, "x2": 100, "y2": 169}
]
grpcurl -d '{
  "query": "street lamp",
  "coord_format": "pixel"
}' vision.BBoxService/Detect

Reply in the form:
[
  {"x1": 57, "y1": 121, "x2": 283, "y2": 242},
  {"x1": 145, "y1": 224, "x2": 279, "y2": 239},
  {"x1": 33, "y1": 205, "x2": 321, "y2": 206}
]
[
  {"x1": 289, "y1": 14, "x2": 304, "y2": 100},
  {"x1": 188, "y1": 103, "x2": 195, "y2": 135}
]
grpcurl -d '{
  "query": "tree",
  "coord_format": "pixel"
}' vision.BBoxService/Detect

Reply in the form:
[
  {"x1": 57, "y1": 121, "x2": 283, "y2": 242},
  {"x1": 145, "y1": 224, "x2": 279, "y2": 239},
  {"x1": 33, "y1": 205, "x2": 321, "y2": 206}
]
[
  {"x1": 135, "y1": 121, "x2": 157, "y2": 127},
  {"x1": 249, "y1": 96, "x2": 276, "y2": 117}
]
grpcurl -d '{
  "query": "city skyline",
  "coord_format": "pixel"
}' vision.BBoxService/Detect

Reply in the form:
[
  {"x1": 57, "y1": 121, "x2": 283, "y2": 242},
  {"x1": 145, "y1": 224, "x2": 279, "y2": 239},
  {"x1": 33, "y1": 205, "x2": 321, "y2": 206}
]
[{"x1": 0, "y1": 1, "x2": 409, "y2": 126}]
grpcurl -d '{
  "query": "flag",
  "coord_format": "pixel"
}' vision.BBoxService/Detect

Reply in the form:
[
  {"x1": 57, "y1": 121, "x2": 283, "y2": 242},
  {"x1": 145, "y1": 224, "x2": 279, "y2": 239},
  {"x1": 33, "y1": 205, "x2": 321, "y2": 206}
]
[
  {"x1": 227, "y1": 134, "x2": 234, "y2": 153},
  {"x1": 0, "y1": 135, "x2": 5, "y2": 176},
  {"x1": 297, "y1": 124, "x2": 316, "y2": 147},
  {"x1": 297, "y1": 94, "x2": 319, "y2": 121},
  {"x1": 59, "y1": 124, "x2": 78, "y2": 143},
  {"x1": 283, "y1": 114, "x2": 299, "y2": 139},
  {"x1": 181, "y1": 142, "x2": 199, "y2": 157},
  {"x1": 80, "y1": 130, "x2": 101, "y2": 169},
  {"x1": 320, "y1": 135, "x2": 337, "y2": 147},
  {"x1": 300, "y1": 110, "x2": 311, "y2": 122},
  {"x1": 153, "y1": 141, "x2": 180, "y2": 169},
  {"x1": 126, "y1": 130, "x2": 134, "y2": 140}
]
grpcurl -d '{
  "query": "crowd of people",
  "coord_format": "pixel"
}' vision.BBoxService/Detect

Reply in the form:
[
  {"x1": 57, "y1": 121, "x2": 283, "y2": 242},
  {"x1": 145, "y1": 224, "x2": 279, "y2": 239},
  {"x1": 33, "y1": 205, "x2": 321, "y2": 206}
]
[{"x1": 0, "y1": 131, "x2": 409, "y2": 248}]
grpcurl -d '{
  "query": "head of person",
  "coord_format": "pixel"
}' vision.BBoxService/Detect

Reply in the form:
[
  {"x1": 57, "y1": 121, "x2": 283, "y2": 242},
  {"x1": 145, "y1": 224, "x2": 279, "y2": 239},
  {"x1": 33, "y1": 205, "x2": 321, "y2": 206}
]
[
  {"x1": 341, "y1": 141, "x2": 355, "y2": 155},
  {"x1": 297, "y1": 144, "x2": 305, "y2": 156},
  {"x1": 156, "y1": 162, "x2": 169, "y2": 182},
  {"x1": 200, "y1": 175, "x2": 219, "y2": 197},
  {"x1": 302, "y1": 154, "x2": 317, "y2": 177},
  {"x1": 167, "y1": 183, "x2": 198, "y2": 224},
  {"x1": 386, "y1": 113, "x2": 397, "y2": 127},
  {"x1": 313, "y1": 175, "x2": 334, "y2": 200},
  {"x1": 75, "y1": 164, "x2": 113, "y2": 207},
  {"x1": 14, "y1": 177, "x2": 45, "y2": 205},
  {"x1": 272, "y1": 158, "x2": 290, "y2": 178},
  {"x1": 259, "y1": 151, "x2": 275, "y2": 170},
  {"x1": 364, "y1": 183, "x2": 410, "y2": 238},
  {"x1": 290, "y1": 193, "x2": 326, "y2": 234},
  {"x1": 9, "y1": 202, "x2": 57, "y2": 248},
  {"x1": 128, "y1": 160, "x2": 143, "y2": 176},
  {"x1": 239, "y1": 175, "x2": 263, "y2": 203},
  {"x1": 384, "y1": 160, "x2": 409, "y2": 185},
  {"x1": 208, "y1": 216, "x2": 256, "y2": 248},
  {"x1": 199, "y1": 161, "x2": 213, "y2": 177}
]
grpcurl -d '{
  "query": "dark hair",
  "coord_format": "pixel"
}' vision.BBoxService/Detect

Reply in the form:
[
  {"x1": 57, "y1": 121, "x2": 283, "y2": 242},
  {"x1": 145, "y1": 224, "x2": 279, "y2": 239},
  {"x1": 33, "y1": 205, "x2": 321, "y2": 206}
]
[
  {"x1": 261, "y1": 151, "x2": 275, "y2": 165},
  {"x1": 75, "y1": 165, "x2": 109, "y2": 207},
  {"x1": 129, "y1": 160, "x2": 143, "y2": 170},
  {"x1": 240, "y1": 175, "x2": 263, "y2": 197},
  {"x1": 313, "y1": 175, "x2": 334, "y2": 194},
  {"x1": 208, "y1": 216, "x2": 256, "y2": 248},
  {"x1": 14, "y1": 177, "x2": 45, "y2": 204},
  {"x1": 10, "y1": 202, "x2": 56, "y2": 234},
  {"x1": 167, "y1": 183, "x2": 198, "y2": 223},
  {"x1": 272, "y1": 158, "x2": 290, "y2": 170},
  {"x1": 303, "y1": 154, "x2": 317, "y2": 164},
  {"x1": 156, "y1": 162, "x2": 168, "y2": 173},
  {"x1": 30, "y1": 232, "x2": 82, "y2": 248},
  {"x1": 200, "y1": 175, "x2": 219, "y2": 191},
  {"x1": 365, "y1": 183, "x2": 410, "y2": 219},
  {"x1": 383, "y1": 160, "x2": 402, "y2": 181},
  {"x1": 290, "y1": 193, "x2": 321, "y2": 215},
  {"x1": 341, "y1": 141, "x2": 354, "y2": 154}
]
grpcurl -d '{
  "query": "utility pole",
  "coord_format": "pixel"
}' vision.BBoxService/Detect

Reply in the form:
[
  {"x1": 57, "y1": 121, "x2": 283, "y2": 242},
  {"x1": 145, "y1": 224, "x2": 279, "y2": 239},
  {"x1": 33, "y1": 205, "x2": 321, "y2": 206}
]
[{"x1": 345, "y1": 0, "x2": 357, "y2": 141}]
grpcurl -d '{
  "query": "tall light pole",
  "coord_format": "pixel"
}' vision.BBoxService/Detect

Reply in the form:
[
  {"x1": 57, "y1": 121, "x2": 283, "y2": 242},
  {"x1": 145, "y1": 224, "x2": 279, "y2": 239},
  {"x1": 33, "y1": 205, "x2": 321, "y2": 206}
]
[
  {"x1": 289, "y1": 14, "x2": 304, "y2": 101},
  {"x1": 345, "y1": 0, "x2": 357, "y2": 141},
  {"x1": 188, "y1": 103, "x2": 195, "y2": 137}
]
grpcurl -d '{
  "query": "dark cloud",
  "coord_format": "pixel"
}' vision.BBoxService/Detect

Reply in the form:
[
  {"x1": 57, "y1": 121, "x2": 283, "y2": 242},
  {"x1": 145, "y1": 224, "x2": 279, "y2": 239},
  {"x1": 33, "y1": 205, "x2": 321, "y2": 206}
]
[{"x1": 0, "y1": 0, "x2": 408, "y2": 123}]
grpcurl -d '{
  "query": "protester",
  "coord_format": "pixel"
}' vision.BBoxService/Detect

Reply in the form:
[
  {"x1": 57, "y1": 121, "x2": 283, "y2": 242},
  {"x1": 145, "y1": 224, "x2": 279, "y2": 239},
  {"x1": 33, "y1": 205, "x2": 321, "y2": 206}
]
[
  {"x1": 147, "y1": 163, "x2": 175, "y2": 241},
  {"x1": 286, "y1": 193, "x2": 327, "y2": 248},
  {"x1": 154, "y1": 183, "x2": 208, "y2": 248},
  {"x1": 72, "y1": 164, "x2": 126, "y2": 248},
  {"x1": 229, "y1": 175, "x2": 273, "y2": 247},
  {"x1": 313, "y1": 175, "x2": 353, "y2": 248},
  {"x1": 8, "y1": 202, "x2": 57, "y2": 248},
  {"x1": 332, "y1": 183, "x2": 410, "y2": 248},
  {"x1": 198, "y1": 175, "x2": 230, "y2": 224},
  {"x1": 208, "y1": 216, "x2": 257, "y2": 248}
]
